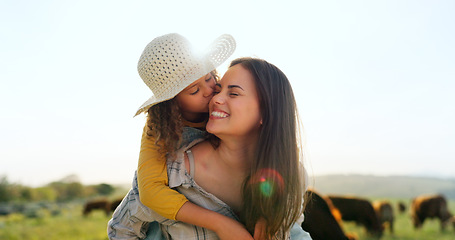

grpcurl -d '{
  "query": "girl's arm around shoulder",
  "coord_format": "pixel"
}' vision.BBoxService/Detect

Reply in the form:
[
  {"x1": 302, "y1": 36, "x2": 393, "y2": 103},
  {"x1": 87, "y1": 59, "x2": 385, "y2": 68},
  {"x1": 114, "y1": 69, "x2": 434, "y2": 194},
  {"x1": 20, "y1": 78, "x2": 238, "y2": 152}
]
[{"x1": 137, "y1": 125, "x2": 189, "y2": 220}]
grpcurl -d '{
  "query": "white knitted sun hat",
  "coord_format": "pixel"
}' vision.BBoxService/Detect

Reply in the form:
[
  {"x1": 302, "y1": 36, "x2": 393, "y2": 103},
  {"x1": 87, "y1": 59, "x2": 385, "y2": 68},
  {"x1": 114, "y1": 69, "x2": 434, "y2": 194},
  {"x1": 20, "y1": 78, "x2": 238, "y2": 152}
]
[{"x1": 134, "y1": 33, "x2": 236, "y2": 116}]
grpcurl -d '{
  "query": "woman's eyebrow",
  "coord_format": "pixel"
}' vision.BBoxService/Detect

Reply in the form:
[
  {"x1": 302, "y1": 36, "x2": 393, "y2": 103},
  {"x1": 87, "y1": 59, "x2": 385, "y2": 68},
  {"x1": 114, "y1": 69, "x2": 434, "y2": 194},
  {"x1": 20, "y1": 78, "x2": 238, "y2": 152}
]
[
  {"x1": 228, "y1": 85, "x2": 244, "y2": 91},
  {"x1": 216, "y1": 83, "x2": 244, "y2": 91}
]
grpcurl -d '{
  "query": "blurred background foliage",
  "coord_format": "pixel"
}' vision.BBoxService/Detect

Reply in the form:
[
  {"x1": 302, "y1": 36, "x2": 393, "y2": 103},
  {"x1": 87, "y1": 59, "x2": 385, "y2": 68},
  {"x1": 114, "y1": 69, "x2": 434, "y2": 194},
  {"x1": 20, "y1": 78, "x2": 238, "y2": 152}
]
[{"x1": 0, "y1": 175, "x2": 116, "y2": 203}]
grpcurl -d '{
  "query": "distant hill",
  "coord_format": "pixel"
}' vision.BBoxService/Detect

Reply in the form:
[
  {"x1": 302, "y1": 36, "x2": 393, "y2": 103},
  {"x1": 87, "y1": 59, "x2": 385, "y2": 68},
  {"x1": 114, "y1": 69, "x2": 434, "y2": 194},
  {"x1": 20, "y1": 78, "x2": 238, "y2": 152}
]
[{"x1": 309, "y1": 174, "x2": 455, "y2": 200}]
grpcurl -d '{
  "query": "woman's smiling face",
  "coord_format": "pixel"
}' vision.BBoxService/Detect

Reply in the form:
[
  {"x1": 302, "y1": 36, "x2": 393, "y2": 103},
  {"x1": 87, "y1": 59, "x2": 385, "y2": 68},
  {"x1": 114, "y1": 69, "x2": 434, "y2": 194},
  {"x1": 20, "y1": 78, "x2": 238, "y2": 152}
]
[{"x1": 206, "y1": 64, "x2": 262, "y2": 137}]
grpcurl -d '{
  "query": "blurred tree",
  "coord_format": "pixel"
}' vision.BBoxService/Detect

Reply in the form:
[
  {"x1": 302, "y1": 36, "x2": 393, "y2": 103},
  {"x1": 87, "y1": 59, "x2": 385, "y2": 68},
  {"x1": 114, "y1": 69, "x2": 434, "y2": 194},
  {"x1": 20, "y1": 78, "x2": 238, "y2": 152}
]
[
  {"x1": 48, "y1": 182, "x2": 66, "y2": 201},
  {"x1": 65, "y1": 182, "x2": 84, "y2": 199},
  {"x1": 83, "y1": 185, "x2": 97, "y2": 196},
  {"x1": 95, "y1": 183, "x2": 115, "y2": 196},
  {"x1": 19, "y1": 186, "x2": 36, "y2": 201},
  {"x1": 1, "y1": 175, "x2": 117, "y2": 203},
  {"x1": 0, "y1": 176, "x2": 23, "y2": 202},
  {"x1": 59, "y1": 174, "x2": 80, "y2": 183},
  {"x1": 35, "y1": 187, "x2": 57, "y2": 201},
  {"x1": 48, "y1": 181, "x2": 84, "y2": 201},
  {"x1": 0, "y1": 176, "x2": 11, "y2": 202}
]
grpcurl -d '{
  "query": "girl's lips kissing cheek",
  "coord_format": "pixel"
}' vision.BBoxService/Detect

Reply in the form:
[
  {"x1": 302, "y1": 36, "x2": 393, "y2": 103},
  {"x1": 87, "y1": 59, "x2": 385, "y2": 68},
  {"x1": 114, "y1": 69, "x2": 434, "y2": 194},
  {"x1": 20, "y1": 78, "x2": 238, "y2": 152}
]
[{"x1": 210, "y1": 110, "x2": 230, "y2": 119}]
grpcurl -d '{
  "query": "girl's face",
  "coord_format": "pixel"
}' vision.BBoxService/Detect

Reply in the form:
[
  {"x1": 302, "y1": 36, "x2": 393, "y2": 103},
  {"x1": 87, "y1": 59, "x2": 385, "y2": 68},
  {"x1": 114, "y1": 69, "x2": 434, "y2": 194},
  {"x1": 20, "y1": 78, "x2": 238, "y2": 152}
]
[
  {"x1": 206, "y1": 64, "x2": 262, "y2": 137},
  {"x1": 176, "y1": 73, "x2": 216, "y2": 122}
]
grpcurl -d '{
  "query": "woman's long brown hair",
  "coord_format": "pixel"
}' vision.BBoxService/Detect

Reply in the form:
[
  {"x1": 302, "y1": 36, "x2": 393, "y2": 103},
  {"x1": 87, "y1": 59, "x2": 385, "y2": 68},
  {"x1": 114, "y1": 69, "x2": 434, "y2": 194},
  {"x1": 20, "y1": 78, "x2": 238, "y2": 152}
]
[{"x1": 231, "y1": 58, "x2": 306, "y2": 239}]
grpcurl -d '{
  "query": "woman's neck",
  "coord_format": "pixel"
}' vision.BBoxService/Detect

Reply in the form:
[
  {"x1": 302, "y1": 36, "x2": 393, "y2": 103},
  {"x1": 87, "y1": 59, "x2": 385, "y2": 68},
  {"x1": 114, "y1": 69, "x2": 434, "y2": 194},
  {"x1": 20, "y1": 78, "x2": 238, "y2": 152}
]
[
  {"x1": 213, "y1": 133, "x2": 258, "y2": 175},
  {"x1": 217, "y1": 143, "x2": 252, "y2": 171},
  {"x1": 191, "y1": 138, "x2": 257, "y2": 213},
  {"x1": 192, "y1": 134, "x2": 257, "y2": 180}
]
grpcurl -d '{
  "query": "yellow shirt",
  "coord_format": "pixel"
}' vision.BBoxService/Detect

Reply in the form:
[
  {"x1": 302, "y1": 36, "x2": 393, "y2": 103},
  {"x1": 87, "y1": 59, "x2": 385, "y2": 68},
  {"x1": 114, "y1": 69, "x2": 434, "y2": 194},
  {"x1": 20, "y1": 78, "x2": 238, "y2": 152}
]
[{"x1": 137, "y1": 119, "x2": 206, "y2": 220}]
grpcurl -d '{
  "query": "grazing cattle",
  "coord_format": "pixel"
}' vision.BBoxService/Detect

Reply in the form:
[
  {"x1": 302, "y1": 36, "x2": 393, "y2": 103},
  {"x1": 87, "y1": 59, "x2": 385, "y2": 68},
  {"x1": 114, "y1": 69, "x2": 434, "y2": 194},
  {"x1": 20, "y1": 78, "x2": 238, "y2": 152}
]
[
  {"x1": 373, "y1": 200, "x2": 394, "y2": 234},
  {"x1": 328, "y1": 195, "x2": 383, "y2": 237},
  {"x1": 411, "y1": 194, "x2": 453, "y2": 231},
  {"x1": 301, "y1": 189, "x2": 356, "y2": 240},
  {"x1": 83, "y1": 199, "x2": 111, "y2": 216},
  {"x1": 397, "y1": 201, "x2": 406, "y2": 214}
]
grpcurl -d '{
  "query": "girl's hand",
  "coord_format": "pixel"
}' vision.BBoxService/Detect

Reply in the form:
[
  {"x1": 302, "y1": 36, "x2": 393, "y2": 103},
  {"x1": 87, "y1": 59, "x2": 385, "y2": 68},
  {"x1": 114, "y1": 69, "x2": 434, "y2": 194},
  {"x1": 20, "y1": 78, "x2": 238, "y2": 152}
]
[
  {"x1": 253, "y1": 217, "x2": 267, "y2": 240},
  {"x1": 215, "y1": 217, "x2": 253, "y2": 240},
  {"x1": 176, "y1": 202, "x2": 253, "y2": 240}
]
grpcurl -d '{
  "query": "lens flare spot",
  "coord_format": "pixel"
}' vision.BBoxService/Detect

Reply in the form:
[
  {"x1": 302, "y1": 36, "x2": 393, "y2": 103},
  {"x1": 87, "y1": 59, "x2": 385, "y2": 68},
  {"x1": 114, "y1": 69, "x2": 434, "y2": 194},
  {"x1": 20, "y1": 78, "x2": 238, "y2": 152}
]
[
  {"x1": 260, "y1": 180, "x2": 274, "y2": 197},
  {"x1": 249, "y1": 168, "x2": 285, "y2": 198}
]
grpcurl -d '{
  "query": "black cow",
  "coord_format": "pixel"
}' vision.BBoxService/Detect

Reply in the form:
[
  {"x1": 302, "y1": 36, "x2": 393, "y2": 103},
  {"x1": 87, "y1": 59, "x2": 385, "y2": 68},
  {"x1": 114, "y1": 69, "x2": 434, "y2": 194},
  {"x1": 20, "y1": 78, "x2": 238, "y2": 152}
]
[
  {"x1": 302, "y1": 190, "x2": 356, "y2": 240},
  {"x1": 373, "y1": 200, "x2": 394, "y2": 234},
  {"x1": 328, "y1": 195, "x2": 383, "y2": 237},
  {"x1": 411, "y1": 194, "x2": 452, "y2": 231}
]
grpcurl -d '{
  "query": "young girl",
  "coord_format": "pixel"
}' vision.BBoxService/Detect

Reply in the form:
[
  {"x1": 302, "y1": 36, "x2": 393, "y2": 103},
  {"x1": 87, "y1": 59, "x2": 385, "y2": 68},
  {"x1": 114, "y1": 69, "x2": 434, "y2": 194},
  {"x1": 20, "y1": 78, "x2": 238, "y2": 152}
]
[{"x1": 108, "y1": 33, "x2": 254, "y2": 239}]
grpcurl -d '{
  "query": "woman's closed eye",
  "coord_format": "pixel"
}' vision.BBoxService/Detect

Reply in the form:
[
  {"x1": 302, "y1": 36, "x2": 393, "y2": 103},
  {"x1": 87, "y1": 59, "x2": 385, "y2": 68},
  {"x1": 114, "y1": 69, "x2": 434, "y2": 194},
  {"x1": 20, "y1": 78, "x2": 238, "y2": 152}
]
[
  {"x1": 213, "y1": 84, "x2": 222, "y2": 95},
  {"x1": 227, "y1": 85, "x2": 243, "y2": 97}
]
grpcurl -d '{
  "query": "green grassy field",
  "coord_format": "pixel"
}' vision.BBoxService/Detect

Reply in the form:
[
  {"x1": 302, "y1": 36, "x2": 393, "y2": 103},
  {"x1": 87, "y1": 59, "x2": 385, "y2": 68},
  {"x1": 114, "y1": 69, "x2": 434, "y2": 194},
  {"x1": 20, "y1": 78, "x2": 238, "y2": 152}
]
[
  {"x1": 0, "y1": 199, "x2": 454, "y2": 240},
  {"x1": 342, "y1": 198, "x2": 455, "y2": 240},
  {"x1": 343, "y1": 210, "x2": 455, "y2": 240},
  {"x1": 0, "y1": 203, "x2": 110, "y2": 240}
]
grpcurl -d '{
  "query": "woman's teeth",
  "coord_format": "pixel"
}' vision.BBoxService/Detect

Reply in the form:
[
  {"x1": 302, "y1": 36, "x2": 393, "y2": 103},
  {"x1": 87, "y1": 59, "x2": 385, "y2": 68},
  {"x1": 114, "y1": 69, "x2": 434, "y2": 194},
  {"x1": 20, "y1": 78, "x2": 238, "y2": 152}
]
[{"x1": 211, "y1": 111, "x2": 229, "y2": 118}]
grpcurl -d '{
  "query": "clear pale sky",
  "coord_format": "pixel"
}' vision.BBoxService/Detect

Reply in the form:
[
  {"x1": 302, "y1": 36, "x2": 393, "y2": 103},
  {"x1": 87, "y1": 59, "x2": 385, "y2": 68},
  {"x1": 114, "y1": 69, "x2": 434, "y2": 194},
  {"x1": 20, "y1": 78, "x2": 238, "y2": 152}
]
[{"x1": 1, "y1": 0, "x2": 454, "y2": 187}]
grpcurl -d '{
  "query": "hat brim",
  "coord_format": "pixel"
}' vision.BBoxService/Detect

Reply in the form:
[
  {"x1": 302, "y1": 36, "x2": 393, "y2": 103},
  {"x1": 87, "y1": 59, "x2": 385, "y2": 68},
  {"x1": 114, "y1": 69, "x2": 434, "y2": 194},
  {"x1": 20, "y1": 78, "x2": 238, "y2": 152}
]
[
  {"x1": 203, "y1": 34, "x2": 237, "y2": 70},
  {"x1": 134, "y1": 95, "x2": 156, "y2": 117},
  {"x1": 134, "y1": 94, "x2": 174, "y2": 117}
]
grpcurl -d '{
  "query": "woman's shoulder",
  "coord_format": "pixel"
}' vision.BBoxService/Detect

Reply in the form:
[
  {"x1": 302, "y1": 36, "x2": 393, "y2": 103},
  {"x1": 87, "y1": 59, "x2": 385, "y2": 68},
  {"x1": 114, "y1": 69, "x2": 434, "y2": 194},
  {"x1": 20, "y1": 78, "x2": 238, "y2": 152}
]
[
  {"x1": 166, "y1": 139, "x2": 207, "y2": 188},
  {"x1": 171, "y1": 138, "x2": 206, "y2": 162},
  {"x1": 185, "y1": 140, "x2": 215, "y2": 165}
]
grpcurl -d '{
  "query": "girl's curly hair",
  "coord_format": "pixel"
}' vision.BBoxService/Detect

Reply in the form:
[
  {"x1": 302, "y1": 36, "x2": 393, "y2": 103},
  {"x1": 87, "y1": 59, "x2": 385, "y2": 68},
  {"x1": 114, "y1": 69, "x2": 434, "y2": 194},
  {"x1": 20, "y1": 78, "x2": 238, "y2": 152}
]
[{"x1": 146, "y1": 98, "x2": 183, "y2": 157}]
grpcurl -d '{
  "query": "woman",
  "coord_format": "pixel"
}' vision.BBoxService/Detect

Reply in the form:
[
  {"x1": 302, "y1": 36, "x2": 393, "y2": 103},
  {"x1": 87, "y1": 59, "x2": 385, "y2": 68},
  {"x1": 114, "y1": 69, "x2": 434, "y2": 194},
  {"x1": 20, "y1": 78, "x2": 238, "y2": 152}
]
[
  {"x1": 110, "y1": 57, "x2": 310, "y2": 239},
  {"x1": 194, "y1": 57, "x2": 307, "y2": 239}
]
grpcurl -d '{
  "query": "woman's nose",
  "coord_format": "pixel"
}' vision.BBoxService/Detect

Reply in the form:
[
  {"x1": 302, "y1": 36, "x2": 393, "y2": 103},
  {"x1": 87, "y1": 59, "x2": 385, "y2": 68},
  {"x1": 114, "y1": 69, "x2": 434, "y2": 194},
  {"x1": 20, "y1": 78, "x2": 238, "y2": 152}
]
[{"x1": 211, "y1": 92, "x2": 225, "y2": 105}]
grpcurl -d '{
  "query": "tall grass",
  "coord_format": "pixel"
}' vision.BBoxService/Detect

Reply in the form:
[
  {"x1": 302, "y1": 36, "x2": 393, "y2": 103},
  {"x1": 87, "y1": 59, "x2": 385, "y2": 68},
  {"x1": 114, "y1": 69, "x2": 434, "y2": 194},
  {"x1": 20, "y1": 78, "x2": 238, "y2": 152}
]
[
  {"x1": 0, "y1": 203, "x2": 110, "y2": 240},
  {"x1": 0, "y1": 199, "x2": 454, "y2": 239}
]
